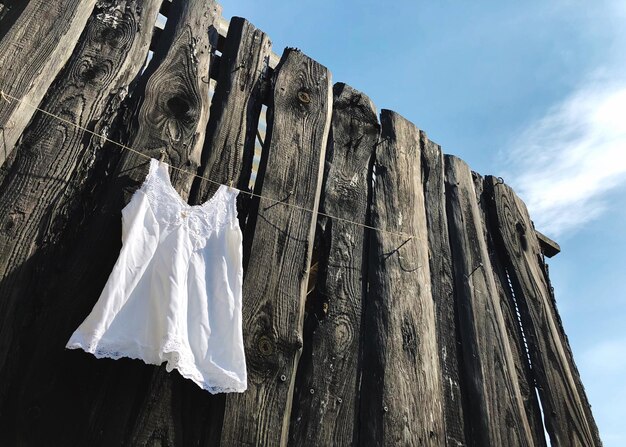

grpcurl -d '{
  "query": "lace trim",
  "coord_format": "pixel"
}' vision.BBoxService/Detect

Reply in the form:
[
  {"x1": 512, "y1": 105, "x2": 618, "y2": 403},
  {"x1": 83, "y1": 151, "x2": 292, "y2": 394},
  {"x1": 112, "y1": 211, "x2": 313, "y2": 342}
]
[
  {"x1": 139, "y1": 159, "x2": 239, "y2": 249},
  {"x1": 66, "y1": 336, "x2": 247, "y2": 394}
]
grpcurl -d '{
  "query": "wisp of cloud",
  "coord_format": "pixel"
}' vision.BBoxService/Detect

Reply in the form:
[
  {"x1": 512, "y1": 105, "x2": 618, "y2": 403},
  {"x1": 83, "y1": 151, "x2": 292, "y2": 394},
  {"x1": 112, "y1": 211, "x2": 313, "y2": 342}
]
[{"x1": 504, "y1": 79, "x2": 626, "y2": 237}]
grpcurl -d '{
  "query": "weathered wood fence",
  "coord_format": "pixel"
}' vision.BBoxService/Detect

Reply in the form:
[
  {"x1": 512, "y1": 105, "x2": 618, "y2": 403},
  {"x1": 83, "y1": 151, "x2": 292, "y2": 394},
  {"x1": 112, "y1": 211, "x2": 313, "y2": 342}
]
[{"x1": 0, "y1": 1, "x2": 601, "y2": 445}]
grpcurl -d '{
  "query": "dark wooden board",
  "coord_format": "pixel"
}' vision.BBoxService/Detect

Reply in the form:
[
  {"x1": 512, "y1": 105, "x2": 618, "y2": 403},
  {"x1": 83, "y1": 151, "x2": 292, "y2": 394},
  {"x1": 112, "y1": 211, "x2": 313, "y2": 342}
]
[
  {"x1": 486, "y1": 176, "x2": 602, "y2": 447},
  {"x1": 444, "y1": 156, "x2": 535, "y2": 446},
  {"x1": 117, "y1": 0, "x2": 219, "y2": 199},
  {"x1": 288, "y1": 82, "x2": 378, "y2": 446},
  {"x1": 360, "y1": 110, "x2": 444, "y2": 446},
  {"x1": 0, "y1": 1, "x2": 224, "y2": 445},
  {"x1": 219, "y1": 48, "x2": 332, "y2": 447},
  {"x1": 473, "y1": 173, "x2": 547, "y2": 447},
  {"x1": 103, "y1": 1, "x2": 222, "y2": 444},
  {"x1": 535, "y1": 230, "x2": 560, "y2": 258},
  {"x1": 421, "y1": 135, "x2": 467, "y2": 446},
  {"x1": 0, "y1": 2, "x2": 163, "y2": 443},
  {"x1": 0, "y1": 1, "x2": 29, "y2": 42},
  {"x1": 0, "y1": 0, "x2": 602, "y2": 443},
  {"x1": 189, "y1": 16, "x2": 271, "y2": 233},
  {"x1": 0, "y1": 0, "x2": 97, "y2": 165}
]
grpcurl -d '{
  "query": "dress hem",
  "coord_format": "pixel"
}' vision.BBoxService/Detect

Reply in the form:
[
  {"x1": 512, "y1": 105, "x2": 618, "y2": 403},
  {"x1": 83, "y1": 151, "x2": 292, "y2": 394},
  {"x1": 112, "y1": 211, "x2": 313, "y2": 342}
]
[{"x1": 66, "y1": 341, "x2": 247, "y2": 395}]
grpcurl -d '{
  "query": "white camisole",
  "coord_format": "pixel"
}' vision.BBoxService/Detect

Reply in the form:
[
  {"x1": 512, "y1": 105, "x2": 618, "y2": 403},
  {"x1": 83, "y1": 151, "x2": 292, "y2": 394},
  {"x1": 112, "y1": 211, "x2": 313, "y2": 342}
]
[{"x1": 66, "y1": 158, "x2": 247, "y2": 394}]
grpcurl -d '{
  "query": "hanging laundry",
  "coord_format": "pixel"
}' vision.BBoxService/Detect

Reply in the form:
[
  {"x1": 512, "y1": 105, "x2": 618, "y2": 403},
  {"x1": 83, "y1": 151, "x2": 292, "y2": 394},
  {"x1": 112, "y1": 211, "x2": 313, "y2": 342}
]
[{"x1": 66, "y1": 158, "x2": 247, "y2": 394}]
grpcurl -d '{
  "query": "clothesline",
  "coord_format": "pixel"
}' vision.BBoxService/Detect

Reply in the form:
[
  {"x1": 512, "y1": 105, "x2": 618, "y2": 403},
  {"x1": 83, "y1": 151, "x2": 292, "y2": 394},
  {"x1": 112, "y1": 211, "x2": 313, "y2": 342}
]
[{"x1": 1, "y1": 89, "x2": 424, "y2": 242}]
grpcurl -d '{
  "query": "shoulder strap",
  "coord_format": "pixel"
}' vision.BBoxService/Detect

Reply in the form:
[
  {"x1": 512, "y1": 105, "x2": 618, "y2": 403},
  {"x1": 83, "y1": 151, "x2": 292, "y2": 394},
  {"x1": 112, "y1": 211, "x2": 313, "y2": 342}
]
[
  {"x1": 226, "y1": 185, "x2": 239, "y2": 224},
  {"x1": 149, "y1": 157, "x2": 169, "y2": 180}
]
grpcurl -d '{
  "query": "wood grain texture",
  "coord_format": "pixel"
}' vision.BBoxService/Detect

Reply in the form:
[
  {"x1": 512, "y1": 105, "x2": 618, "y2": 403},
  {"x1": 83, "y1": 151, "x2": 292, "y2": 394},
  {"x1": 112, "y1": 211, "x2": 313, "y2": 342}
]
[
  {"x1": 0, "y1": 2, "x2": 601, "y2": 444},
  {"x1": 535, "y1": 230, "x2": 560, "y2": 258},
  {"x1": 116, "y1": 0, "x2": 219, "y2": 199},
  {"x1": 444, "y1": 155, "x2": 535, "y2": 447},
  {"x1": 102, "y1": 1, "x2": 222, "y2": 445},
  {"x1": 220, "y1": 48, "x2": 332, "y2": 447},
  {"x1": 288, "y1": 83, "x2": 378, "y2": 446},
  {"x1": 0, "y1": 0, "x2": 97, "y2": 165},
  {"x1": 0, "y1": 1, "x2": 29, "y2": 42},
  {"x1": 0, "y1": 3, "x2": 162, "y2": 442},
  {"x1": 361, "y1": 110, "x2": 444, "y2": 446},
  {"x1": 421, "y1": 135, "x2": 467, "y2": 447},
  {"x1": 473, "y1": 173, "x2": 547, "y2": 447},
  {"x1": 190, "y1": 17, "x2": 271, "y2": 208},
  {"x1": 486, "y1": 176, "x2": 602, "y2": 447},
  {"x1": 0, "y1": 1, "x2": 224, "y2": 446}
]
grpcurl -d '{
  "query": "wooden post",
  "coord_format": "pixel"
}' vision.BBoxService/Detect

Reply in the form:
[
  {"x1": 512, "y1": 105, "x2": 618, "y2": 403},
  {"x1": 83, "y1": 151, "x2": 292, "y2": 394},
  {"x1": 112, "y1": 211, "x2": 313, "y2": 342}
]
[
  {"x1": 190, "y1": 17, "x2": 271, "y2": 207},
  {"x1": 0, "y1": 0, "x2": 164, "y2": 444},
  {"x1": 361, "y1": 110, "x2": 445, "y2": 445},
  {"x1": 103, "y1": 1, "x2": 222, "y2": 444},
  {"x1": 473, "y1": 173, "x2": 547, "y2": 446},
  {"x1": 0, "y1": 0, "x2": 97, "y2": 165},
  {"x1": 444, "y1": 156, "x2": 536, "y2": 446},
  {"x1": 0, "y1": 1, "x2": 602, "y2": 444},
  {"x1": 487, "y1": 177, "x2": 603, "y2": 447},
  {"x1": 421, "y1": 135, "x2": 468, "y2": 446},
  {"x1": 0, "y1": 1, "x2": 28, "y2": 41},
  {"x1": 289, "y1": 83, "x2": 378, "y2": 446},
  {"x1": 113, "y1": 0, "x2": 220, "y2": 197},
  {"x1": 219, "y1": 48, "x2": 332, "y2": 447},
  {"x1": 0, "y1": 1, "x2": 223, "y2": 445}
]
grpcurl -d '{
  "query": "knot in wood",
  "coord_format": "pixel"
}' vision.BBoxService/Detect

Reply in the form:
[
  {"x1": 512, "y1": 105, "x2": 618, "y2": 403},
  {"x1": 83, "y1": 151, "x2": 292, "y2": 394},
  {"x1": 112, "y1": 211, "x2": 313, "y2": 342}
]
[
  {"x1": 258, "y1": 335, "x2": 274, "y2": 356},
  {"x1": 167, "y1": 96, "x2": 192, "y2": 120},
  {"x1": 99, "y1": 25, "x2": 125, "y2": 47},
  {"x1": 4, "y1": 212, "x2": 22, "y2": 234},
  {"x1": 515, "y1": 222, "x2": 528, "y2": 251},
  {"x1": 297, "y1": 90, "x2": 311, "y2": 104},
  {"x1": 77, "y1": 60, "x2": 107, "y2": 85},
  {"x1": 291, "y1": 333, "x2": 304, "y2": 351}
]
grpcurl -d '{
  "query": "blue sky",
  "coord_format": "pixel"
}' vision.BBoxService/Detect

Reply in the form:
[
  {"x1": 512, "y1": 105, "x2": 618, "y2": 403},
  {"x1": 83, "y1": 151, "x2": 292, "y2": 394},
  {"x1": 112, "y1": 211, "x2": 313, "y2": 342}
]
[{"x1": 223, "y1": 1, "x2": 626, "y2": 444}]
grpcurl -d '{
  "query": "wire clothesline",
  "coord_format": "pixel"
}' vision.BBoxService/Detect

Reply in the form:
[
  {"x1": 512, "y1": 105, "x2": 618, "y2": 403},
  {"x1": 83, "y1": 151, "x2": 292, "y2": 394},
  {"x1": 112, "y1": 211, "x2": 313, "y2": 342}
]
[{"x1": 0, "y1": 89, "x2": 423, "y2": 242}]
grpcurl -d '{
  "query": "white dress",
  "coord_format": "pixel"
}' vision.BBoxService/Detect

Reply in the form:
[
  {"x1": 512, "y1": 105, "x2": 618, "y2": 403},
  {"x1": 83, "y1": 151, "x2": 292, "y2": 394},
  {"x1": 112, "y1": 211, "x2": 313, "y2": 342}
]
[{"x1": 66, "y1": 158, "x2": 247, "y2": 394}]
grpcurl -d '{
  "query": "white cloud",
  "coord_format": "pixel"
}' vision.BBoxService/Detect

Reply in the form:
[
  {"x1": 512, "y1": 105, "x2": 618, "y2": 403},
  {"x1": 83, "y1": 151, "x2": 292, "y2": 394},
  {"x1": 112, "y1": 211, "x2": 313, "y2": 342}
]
[
  {"x1": 503, "y1": 78, "x2": 626, "y2": 237},
  {"x1": 501, "y1": 0, "x2": 626, "y2": 238}
]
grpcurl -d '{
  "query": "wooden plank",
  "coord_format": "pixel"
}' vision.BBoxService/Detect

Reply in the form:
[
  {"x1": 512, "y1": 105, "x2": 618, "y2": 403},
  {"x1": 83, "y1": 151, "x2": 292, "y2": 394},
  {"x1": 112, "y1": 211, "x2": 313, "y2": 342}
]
[
  {"x1": 360, "y1": 110, "x2": 444, "y2": 445},
  {"x1": 159, "y1": 0, "x2": 172, "y2": 17},
  {"x1": 158, "y1": 0, "x2": 281, "y2": 71},
  {"x1": 0, "y1": 1, "x2": 29, "y2": 42},
  {"x1": 535, "y1": 230, "x2": 561, "y2": 258},
  {"x1": 116, "y1": 0, "x2": 220, "y2": 198},
  {"x1": 473, "y1": 173, "x2": 547, "y2": 447},
  {"x1": 149, "y1": 26, "x2": 163, "y2": 51},
  {"x1": 288, "y1": 82, "x2": 378, "y2": 446},
  {"x1": 104, "y1": 1, "x2": 222, "y2": 444},
  {"x1": 0, "y1": 1, "x2": 223, "y2": 445},
  {"x1": 0, "y1": 0, "x2": 163, "y2": 444},
  {"x1": 420, "y1": 135, "x2": 467, "y2": 446},
  {"x1": 444, "y1": 155, "x2": 535, "y2": 446},
  {"x1": 0, "y1": 0, "x2": 97, "y2": 166},
  {"x1": 189, "y1": 17, "x2": 271, "y2": 230},
  {"x1": 219, "y1": 48, "x2": 332, "y2": 447},
  {"x1": 0, "y1": 0, "x2": 162, "y2": 414},
  {"x1": 486, "y1": 176, "x2": 602, "y2": 447}
]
